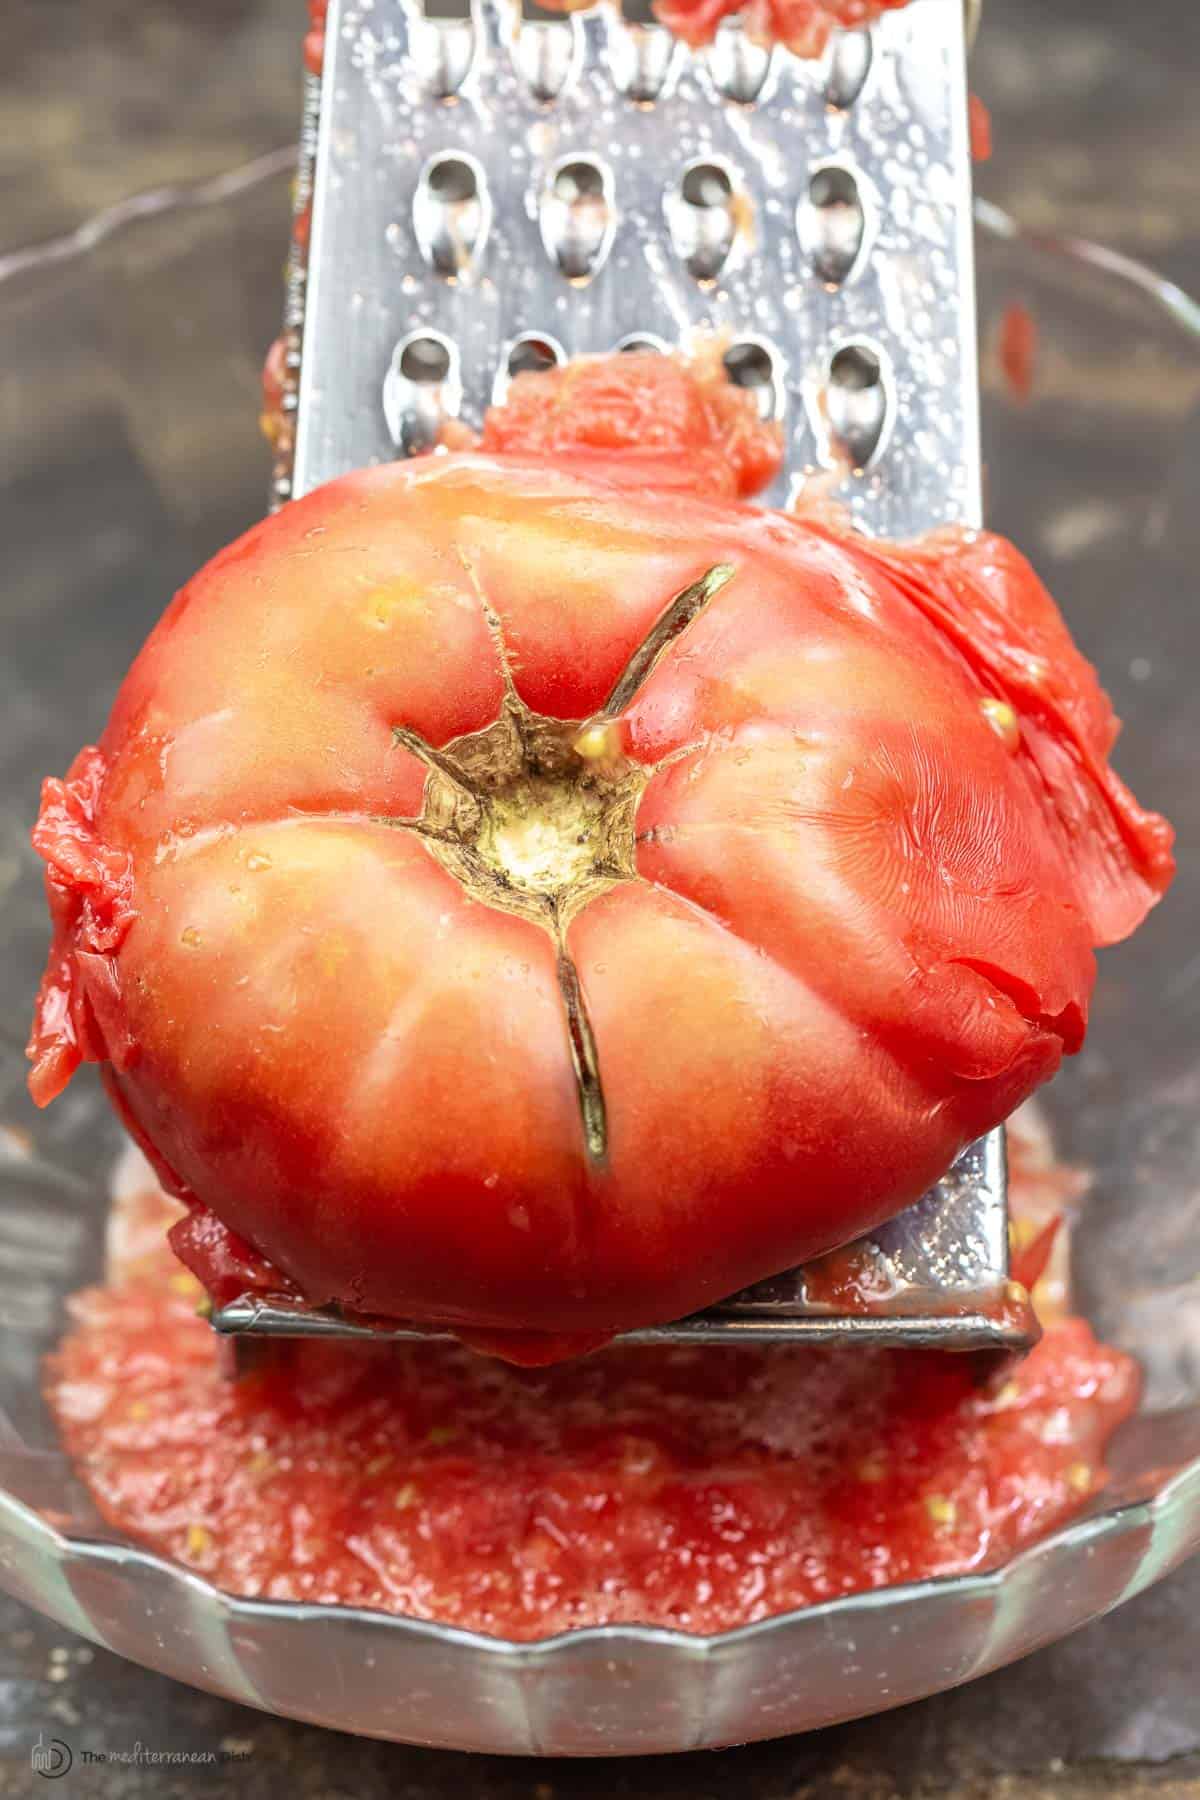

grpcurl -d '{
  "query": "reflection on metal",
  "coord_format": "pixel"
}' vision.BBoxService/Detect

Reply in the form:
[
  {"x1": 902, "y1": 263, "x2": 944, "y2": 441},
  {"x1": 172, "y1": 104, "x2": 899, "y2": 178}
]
[
  {"x1": 540, "y1": 157, "x2": 616, "y2": 283},
  {"x1": 614, "y1": 330, "x2": 670, "y2": 353},
  {"x1": 492, "y1": 329, "x2": 566, "y2": 403},
  {"x1": 723, "y1": 336, "x2": 786, "y2": 421},
  {"x1": 410, "y1": 6, "x2": 476, "y2": 97},
  {"x1": 608, "y1": 14, "x2": 680, "y2": 103},
  {"x1": 797, "y1": 162, "x2": 873, "y2": 288},
  {"x1": 513, "y1": 11, "x2": 581, "y2": 101},
  {"x1": 821, "y1": 338, "x2": 894, "y2": 469},
  {"x1": 823, "y1": 28, "x2": 873, "y2": 109},
  {"x1": 382, "y1": 329, "x2": 463, "y2": 455},
  {"x1": 704, "y1": 19, "x2": 775, "y2": 105},
  {"x1": 413, "y1": 153, "x2": 490, "y2": 278},
  {"x1": 666, "y1": 158, "x2": 740, "y2": 283}
]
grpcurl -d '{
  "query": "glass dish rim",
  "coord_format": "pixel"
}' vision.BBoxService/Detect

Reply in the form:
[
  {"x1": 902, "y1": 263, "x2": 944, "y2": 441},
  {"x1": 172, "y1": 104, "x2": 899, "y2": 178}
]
[{"x1": 6, "y1": 1431, "x2": 1198, "y2": 1655}]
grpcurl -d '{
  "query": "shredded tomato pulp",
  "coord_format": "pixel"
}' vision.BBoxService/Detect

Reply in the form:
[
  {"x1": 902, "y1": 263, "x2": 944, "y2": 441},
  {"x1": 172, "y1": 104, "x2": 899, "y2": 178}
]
[
  {"x1": 553, "y1": 0, "x2": 911, "y2": 56},
  {"x1": 46, "y1": 1132, "x2": 1137, "y2": 1638},
  {"x1": 475, "y1": 350, "x2": 784, "y2": 499}
]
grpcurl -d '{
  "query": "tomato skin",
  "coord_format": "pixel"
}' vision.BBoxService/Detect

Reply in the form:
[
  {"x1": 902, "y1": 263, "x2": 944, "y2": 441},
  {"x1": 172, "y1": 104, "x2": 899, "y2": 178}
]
[{"x1": 27, "y1": 454, "x2": 1172, "y2": 1349}]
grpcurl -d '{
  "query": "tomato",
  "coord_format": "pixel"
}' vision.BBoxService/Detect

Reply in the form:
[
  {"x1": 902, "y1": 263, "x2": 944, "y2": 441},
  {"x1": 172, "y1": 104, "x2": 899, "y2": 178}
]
[
  {"x1": 997, "y1": 301, "x2": 1038, "y2": 404},
  {"x1": 26, "y1": 354, "x2": 1172, "y2": 1359},
  {"x1": 969, "y1": 92, "x2": 994, "y2": 164},
  {"x1": 303, "y1": 0, "x2": 328, "y2": 77}
]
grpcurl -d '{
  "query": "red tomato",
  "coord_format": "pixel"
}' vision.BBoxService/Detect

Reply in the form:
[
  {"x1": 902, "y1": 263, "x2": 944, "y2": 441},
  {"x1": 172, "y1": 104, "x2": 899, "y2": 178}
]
[
  {"x1": 969, "y1": 92, "x2": 994, "y2": 164},
  {"x1": 998, "y1": 301, "x2": 1038, "y2": 404},
  {"x1": 26, "y1": 418, "x2": 1173, "y2": 1359},
  {"x1": 303, "y1": 0, "x2": 327, "y2": 76}
]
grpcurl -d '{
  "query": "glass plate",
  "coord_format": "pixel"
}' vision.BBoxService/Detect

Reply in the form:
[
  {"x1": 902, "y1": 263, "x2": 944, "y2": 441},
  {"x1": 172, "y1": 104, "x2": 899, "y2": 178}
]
[{"x1": 0, "y1": 150, "x2": 1197, "y2": 1755}]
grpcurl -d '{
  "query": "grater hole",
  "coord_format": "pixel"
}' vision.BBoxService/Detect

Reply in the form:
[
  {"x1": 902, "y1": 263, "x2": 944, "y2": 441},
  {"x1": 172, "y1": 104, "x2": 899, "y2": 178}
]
[
  {"x1": 383, "y1": 330, "x2": 463, "y2": 458},
  {"x1": 427, "y1": 156, "x2": 477, "y2": 205},
  {"x1": 723, "y1": 339, "x2": 785, "y2": 421},
  {"x1": 823, "y1": 29, "x2": 873, "y2": 109},
  {"x1": 399, "y1": 337, "x2": 453, "y2": 385},
  {"x1": 508, "y1": 334, "x2": 566, "y2": 377},
  {"x1": 830, "y1": 343, "x2": 880, "y2": 392},
  {"x1": 414, "y1": 152, "x2": 490, "y2": 277},
  {"x1": 492, "y1": 333, "x2": 569, "y2": 405},
  {"x1": 514, "y1": 1, "x2": 580, "y2": 101},
  {"x1": 824, "y1": 341, "x2": 893, "y2": 471},
  {"x1": 554, "y1": 159, "x2": 605, "y2": 204},
  {"x1": 705, "y1": 22, "x2": 775, "y2": 106},
  {"x1": 413, "y1": 0, "x2": 475, "y2": 97},
  {"x1": 797, "y1": 163, "x2": 869, "y2": 288},
  {"x1": 541, "y1": 157, "x2": 616, "y2": 283},
  {"x1": 611, "y1": 0, "x2": 678, "y2": 103},
  {"x1": 681, "y1": 162, "x2": 733, "y2": 209},
  {"x1": 669, "y1": 159, "x2": 741, "y2": 284},
  {"x1": 615, "y1": 332, "x2": 670, "y2": 354}
]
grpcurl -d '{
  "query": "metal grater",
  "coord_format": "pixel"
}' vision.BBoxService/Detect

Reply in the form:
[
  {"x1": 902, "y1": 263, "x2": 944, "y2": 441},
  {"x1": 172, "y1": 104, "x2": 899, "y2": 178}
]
[{"x1": 224, "y1": 0, "x2": 1036, "y2": 1355}]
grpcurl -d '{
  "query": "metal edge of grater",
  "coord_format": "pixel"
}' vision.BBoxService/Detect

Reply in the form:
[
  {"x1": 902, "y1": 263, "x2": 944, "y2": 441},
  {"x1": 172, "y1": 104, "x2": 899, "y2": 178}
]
[{"x1": 224, "y1": 0, "x2": 1036, "y2": 1356}]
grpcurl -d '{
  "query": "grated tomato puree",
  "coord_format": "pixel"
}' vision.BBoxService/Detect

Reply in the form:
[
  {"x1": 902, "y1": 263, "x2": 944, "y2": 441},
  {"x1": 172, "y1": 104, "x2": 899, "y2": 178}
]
[{"x1": 46, "y1": 1116, "x2": 1137, "y2": 1639}]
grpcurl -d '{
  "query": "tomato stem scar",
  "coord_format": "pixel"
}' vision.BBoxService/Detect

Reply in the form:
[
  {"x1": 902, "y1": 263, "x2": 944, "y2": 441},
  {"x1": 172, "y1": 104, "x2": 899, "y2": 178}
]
[{"x1": 392, "y1": 724, "x2": 487, "y2": 818}]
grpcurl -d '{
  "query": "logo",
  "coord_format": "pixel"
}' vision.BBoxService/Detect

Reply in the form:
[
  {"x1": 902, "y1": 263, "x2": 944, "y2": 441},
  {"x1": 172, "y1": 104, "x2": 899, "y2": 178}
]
[{"x1": 31, "y1": 1733, "x2": 73, "y2": 1779}]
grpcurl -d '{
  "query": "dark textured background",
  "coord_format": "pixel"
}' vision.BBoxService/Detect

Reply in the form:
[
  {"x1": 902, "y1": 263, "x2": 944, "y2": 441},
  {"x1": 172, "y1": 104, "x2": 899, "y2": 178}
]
[{"x1": 1, "y1": 1, "x2": 1198, "y2": 1793}]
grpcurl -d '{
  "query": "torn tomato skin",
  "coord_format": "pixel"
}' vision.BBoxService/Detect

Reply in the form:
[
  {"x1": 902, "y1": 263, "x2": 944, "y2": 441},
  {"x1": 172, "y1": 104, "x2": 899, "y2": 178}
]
[
  {"x1": 831, "y1": 525, "x2": 1175, "y2": 948},
  {"x1": 1009, "y1": 1214, "x2": 1062, "y2": 1294},
  {"x1": 26, "y1": 747, "x2": 137, "y2": 1109},
  {"x1": 26, "y1": 350, "x2": 1173, "y2": 1362}
]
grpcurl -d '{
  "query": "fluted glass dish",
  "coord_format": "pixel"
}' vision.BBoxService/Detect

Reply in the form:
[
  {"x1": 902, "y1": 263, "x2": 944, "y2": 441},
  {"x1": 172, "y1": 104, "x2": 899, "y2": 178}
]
[{"x1": 0, "y1": 152, "x2": 1197, "y2": 1755}]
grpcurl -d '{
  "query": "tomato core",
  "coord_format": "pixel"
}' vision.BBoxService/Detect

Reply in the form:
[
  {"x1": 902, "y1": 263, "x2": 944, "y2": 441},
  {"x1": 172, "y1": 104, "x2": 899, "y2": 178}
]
[
  {"x1": 478, "y1": 777, "x2": 617, "y2": 898},
  {"x1": 406, "y1": 704, "x2": 641, "y2": 930}
]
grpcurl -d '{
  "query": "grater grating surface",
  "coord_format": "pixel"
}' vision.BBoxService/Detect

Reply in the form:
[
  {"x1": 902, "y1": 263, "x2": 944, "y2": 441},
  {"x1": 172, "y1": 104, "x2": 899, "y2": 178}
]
[{"x1": 228, "y1": 0, "x2": 1034, "y2": 1355}]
